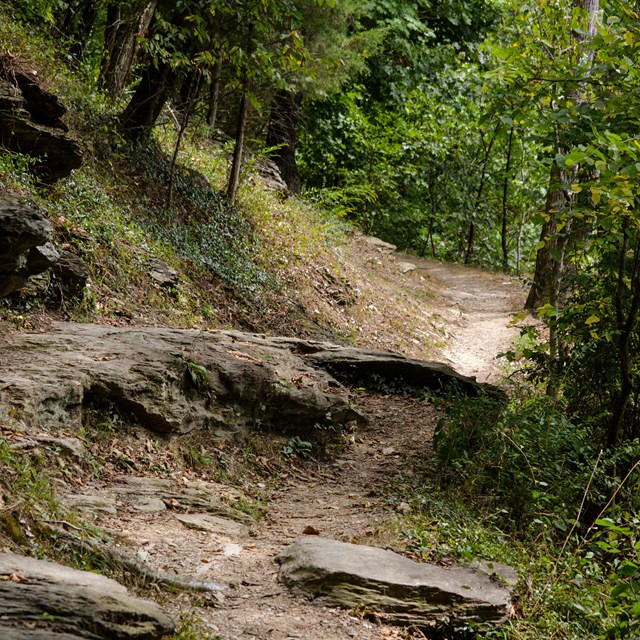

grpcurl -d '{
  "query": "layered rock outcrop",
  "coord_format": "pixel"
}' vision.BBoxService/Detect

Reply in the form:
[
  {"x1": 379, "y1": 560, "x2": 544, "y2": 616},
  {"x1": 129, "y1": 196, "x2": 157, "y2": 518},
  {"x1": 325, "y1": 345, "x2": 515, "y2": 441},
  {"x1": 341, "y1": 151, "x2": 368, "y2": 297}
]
[
  {"x1": 0, "y1": 323, "x2": 500, "y2": 437},
  {"x1": 0, "y1": 552, "x2": 174, "y2": 640},
  {"x1": 0, "y1": 65, "x2": 82, "y2": 181},
  {"x1": 0, "y1": 196, "x2": 89, "y2": 298}
]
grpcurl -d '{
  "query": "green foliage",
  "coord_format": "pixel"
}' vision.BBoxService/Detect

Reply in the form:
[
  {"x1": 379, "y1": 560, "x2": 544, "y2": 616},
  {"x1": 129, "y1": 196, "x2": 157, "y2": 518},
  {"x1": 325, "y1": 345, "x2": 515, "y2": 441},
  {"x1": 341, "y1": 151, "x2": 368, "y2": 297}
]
[
  {"x1": 130, "y1": 144, "x2": 273, "y2": 295},
  {"x1": 9, "y1": 0, "x2": 59, "y2": 25},
  {"x1": 0, "y1": 436, "x2": 65, "y2": 549},
  {"x1": 388, "y1": 412, "x2": 640, "y2": 639},
  {"x1": 0, "y1": 151, "x2": 38, "y2": 192},
  {"x1": 433, "y1": 391, "x2": 599, "y2": 535},
  {"x1": 282, "y1": 436, "x2": 313, "y2": 460},
  {"x1": 172, "y1": 352, "x2": 209, "y2": 391},
  {"x1": 169, "y1": 614, "x2": 223, "y2": 640},
  {"x1": 583, "y1": 515, "x2": 640, "y2": 638},
  {"x1": 387, "y1": 471, "x2": 516, "y2": 565},
  {"x1": 299, "y1": 44, "x2": 544, "y2": 269}
]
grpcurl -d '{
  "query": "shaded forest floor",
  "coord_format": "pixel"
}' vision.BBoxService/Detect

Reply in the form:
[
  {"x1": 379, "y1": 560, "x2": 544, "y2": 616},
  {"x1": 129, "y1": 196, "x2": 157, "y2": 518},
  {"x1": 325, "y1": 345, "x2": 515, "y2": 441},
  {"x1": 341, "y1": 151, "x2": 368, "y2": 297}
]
[{"x1": 47, "y1": 245, "x2": 528, "y2": 640}]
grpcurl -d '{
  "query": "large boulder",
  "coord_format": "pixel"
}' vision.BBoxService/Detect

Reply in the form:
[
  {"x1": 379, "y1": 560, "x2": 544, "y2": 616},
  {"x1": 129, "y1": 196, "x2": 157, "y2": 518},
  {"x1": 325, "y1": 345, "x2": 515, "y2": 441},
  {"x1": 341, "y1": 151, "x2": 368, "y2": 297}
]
[
  {"x1": 277, "y1": 537, "x2": 516, "y2": 632},
  {"x1": 0, "y1": 323, "x2": 363, "y2": 436},
  {"x1": 0, "y1": 323, "x2": 500, "y2": 437},
  {"x1": 0, "y1": 68, "x2": 82, "y2": 181},
  {"x1": 0, "y1": 552, "x2": 174, "y2": 640},
  {"x1": 0, "y1": 196, "x2": 54, "y2": 297}
]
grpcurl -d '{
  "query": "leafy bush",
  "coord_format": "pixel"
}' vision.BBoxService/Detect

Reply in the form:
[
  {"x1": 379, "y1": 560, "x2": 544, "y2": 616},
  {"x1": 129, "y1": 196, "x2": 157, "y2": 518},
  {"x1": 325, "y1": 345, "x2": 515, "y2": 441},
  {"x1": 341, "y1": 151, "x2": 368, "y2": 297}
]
[
  {"x1": 433, "y1": 392, "x2": 598, "y2": 534},
  {"x1": 584, "y1": 514, "x2": 640, "y2": 638}
]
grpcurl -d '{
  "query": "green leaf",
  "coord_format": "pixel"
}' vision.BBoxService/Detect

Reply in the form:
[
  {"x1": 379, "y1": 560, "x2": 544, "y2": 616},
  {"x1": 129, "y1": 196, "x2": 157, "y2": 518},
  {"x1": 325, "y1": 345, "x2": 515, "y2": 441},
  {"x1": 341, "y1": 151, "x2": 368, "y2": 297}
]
[
  {"x1": 618, "y1": 562, "x2": 639, "y2": 577},
  {"x1": 585, "y1": 315, "x2": 600, "y2": 325},
  {"x1": 565, "y1": 150, "x2": 587, "y2": 166},
  {"x1": 612, "y1": 583, "x2": 630, "y2": 597}
]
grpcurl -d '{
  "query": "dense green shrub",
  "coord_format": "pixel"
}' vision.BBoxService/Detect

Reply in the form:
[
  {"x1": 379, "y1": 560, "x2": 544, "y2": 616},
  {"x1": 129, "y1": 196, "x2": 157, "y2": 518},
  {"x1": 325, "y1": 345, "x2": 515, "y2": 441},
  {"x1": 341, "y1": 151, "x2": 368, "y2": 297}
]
[{"x1": 433, "y1": 392, "x2": 598, "y2": 534}]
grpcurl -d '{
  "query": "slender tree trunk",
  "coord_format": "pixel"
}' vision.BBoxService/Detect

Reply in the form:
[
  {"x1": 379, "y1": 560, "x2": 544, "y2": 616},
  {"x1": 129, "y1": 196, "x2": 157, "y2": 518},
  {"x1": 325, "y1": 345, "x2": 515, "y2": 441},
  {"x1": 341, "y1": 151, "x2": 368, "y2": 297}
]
[
  {"x1": 465, "y1": 222, "x2": 476, "y2": 265},
  {"x1": 167, "y1": 73, "x2": 201, "y2": 208},
  {"x1": 464, "y1": 128, "x2": 498, "y2": 264},
  {"x1": 265, "y1": 90, "x2": 303, "y2": 194},
  {"x1": 501, "y1": 126, "x2": 515, "y2": 272},
  {"x1": 206, "y1": 58, "x2": 222, "y2": 129},
  {"x1": 227, "y1": 88, "x2": 249, "y2": 203},
  {"x1": 118, "y1": 58, "x2": 176, "y2": 143},
  {"x1": 608, "y1": 218, "x2": 640, "y2": 449}
]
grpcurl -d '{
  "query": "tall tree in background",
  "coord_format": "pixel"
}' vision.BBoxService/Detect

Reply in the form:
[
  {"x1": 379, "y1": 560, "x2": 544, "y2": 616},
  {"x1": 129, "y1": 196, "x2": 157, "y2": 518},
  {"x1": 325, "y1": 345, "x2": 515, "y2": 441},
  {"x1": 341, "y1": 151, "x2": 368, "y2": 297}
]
[
  {"x1": 524, "y1": 0, "x2": 599, "y2": 311},
  {"x1": 100, "y1": 0, "x2": 157, "y2": 98},
  {"x1": 58, "y1": 0, "x2": 99, "y2": 61},
  {"x1": 264, "y1": 0, "x2": 379, "y2": 194},
  {"x1": 265, "y1": 89, "x2": 304, "y2": 193}
]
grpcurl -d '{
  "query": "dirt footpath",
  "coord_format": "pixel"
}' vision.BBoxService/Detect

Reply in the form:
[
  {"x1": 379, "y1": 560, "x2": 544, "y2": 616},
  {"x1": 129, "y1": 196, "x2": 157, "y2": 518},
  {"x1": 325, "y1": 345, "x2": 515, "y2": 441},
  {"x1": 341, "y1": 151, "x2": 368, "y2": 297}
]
[{"x1": 116, "y1": 252, "x2": 526, "y2": 639}]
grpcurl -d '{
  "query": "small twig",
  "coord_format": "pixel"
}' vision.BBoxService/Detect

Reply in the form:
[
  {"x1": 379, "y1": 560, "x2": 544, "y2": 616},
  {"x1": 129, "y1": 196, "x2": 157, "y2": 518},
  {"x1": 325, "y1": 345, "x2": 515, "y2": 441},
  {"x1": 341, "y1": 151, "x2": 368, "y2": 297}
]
[{"x1": 42, "y1": 519, "x2": 83, "y2": 531}]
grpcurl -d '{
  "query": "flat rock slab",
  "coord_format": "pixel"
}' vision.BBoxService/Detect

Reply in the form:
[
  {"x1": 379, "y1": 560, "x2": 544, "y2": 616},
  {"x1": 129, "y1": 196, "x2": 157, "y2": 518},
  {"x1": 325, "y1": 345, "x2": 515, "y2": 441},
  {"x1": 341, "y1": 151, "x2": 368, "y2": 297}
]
[
  {"x1": 62, "y1": 493, "x2": 118, "y2": 517},
  {"x1": 0, "y1": 323, "x2": 500, "y2": 438},
  {"x1": 175, "y1": 513, "x2": 250, "y2": 538},
  {"x1": 397, "y1": 261, "x2": 418, "y2": 273},
  {"x1": 62, "y1": 476, "x2": 254, "y2": 526},
  {"x1": 0, "y1": 552, "x2": 174, "y2": 639},
  {"x1": 0, "y1": 323, "x2": 365, "y2": 437},
  {"x1": 277, "y1": 537, "x2": 515, "y2": 631}
]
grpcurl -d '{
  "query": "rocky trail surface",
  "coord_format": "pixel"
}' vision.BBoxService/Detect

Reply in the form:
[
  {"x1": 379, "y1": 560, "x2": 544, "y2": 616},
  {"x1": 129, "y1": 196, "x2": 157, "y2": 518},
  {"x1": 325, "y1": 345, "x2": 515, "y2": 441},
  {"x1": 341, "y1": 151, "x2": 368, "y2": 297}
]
[{"x1": 0, "y1": 247, "x2": 527, "y2": 640}]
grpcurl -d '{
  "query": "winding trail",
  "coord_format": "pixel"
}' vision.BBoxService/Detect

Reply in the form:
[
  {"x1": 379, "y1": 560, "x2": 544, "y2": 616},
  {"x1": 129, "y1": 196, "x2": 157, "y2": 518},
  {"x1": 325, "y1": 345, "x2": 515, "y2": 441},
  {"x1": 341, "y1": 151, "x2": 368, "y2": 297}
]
[
  {"x1": 406, "y1": 257, "x2": 527, "y2": 383},
  {"x1": 70, "y1": 254, "x2": 527, "y2": 640}
]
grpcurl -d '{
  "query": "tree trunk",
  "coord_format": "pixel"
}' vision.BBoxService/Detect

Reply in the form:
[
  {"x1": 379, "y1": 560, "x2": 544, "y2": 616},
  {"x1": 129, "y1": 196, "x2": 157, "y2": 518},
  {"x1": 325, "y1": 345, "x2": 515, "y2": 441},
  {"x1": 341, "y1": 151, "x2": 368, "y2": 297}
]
[
  {"x1": 227, "y1": 89, "x2": 250, "y2": 203},
  {"x1": 524, "y1": 167, "x2": 570, "y2": 309},
  {"x1": 525, "y1": 0, "x2": 599, "y2": 309},
  {"x1": 118, "y1": 58, "x2": 176, "y2": 143},
  {"x1": 501, "y1": 126, "x2": 515, "y2": 272},
  {"x1": 100, "y1": 1, "x2": 157, "y2": 98},
  {"x1": 265, "y1": 90, "x2": 303, "y2": 194},
  {"x1": 206, "y1": 59, "x2": 222, "y2": 129},
  {"x1": 100, "y1": 4, "x2": 121, "y2": 83}
]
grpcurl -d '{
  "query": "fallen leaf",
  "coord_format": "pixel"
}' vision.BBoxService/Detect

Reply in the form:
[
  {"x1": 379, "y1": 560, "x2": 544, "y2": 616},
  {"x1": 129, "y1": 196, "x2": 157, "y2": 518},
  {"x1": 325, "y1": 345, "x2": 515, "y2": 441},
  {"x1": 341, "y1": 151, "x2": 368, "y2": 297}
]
[
  {"x1": 302, "y1": 525, "x2": 320, "y2": 535},
  {"x1": 398, "y1": 502, "x2": 411, "y2": 514}
]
